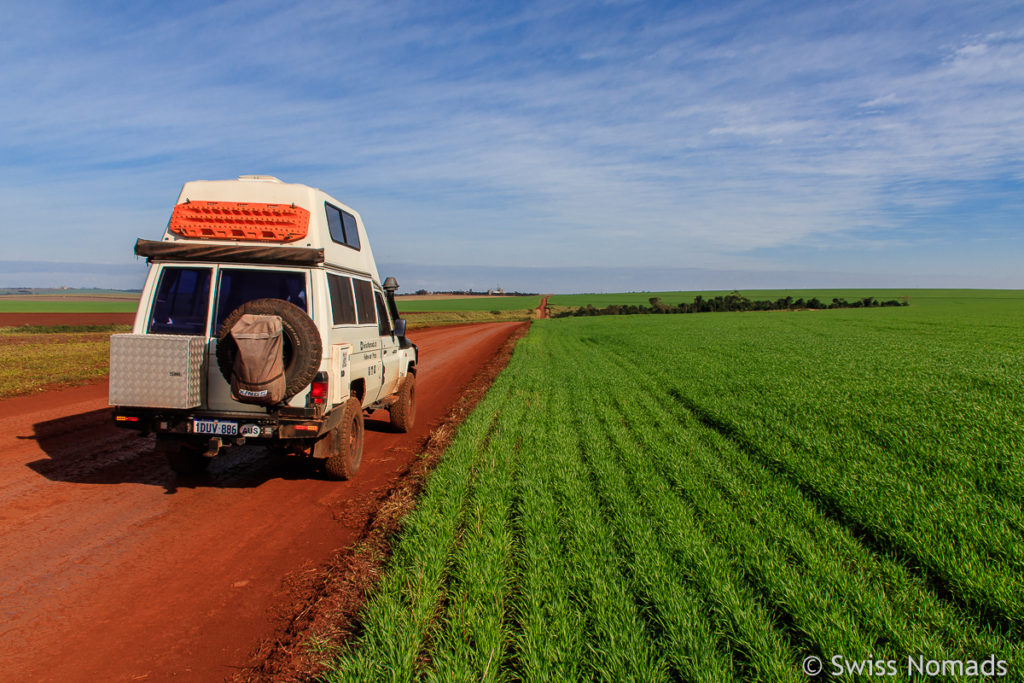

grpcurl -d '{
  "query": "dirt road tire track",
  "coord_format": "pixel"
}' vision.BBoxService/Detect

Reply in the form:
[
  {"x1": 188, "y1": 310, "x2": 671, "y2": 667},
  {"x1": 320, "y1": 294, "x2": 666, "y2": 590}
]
[{"x1": 0, "y1": 321, "x2": 527, "y2": 682}]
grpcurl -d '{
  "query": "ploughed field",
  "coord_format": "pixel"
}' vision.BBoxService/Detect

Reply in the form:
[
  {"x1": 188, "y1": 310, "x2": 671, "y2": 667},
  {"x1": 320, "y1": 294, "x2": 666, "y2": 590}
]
[{"x1": 325, "y1": 293, "x2": 1024, "y2": 681}]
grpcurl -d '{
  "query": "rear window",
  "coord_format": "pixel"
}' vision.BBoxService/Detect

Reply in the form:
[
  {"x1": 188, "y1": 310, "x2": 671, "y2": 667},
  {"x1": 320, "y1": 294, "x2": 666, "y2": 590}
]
[
  {"x1": 328, "y1": 273, "x2": 356, "y2": 325},
  {"x1": 148, "y1": 266, "x2": 211, "y2": 335},
  {"x1": 214, "y1": 268, "x2": 307, "y2": 332},
  {"x1": 353, "y1": 279, "x2": 376, "y2": 325}
]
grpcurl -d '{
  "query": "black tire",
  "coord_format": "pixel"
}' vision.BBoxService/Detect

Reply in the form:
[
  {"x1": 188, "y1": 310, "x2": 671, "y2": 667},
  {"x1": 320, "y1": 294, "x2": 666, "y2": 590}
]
[
  {"x1": 157, "y1": 437, "x2": 209, "y2": 475},
  {"x1": 215, "y1": 298, "x2": 322, "y2": 402},
  {"x1": 389, "y1": 373, "x2": 416, "y2": 433},
  {"x1": 322, "y1": 399, "x2": 364, "y2": 480}
]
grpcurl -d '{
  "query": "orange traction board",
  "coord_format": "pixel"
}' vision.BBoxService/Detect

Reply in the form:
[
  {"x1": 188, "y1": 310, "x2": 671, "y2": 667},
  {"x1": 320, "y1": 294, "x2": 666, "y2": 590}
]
[{"x1": 169, "y1": 201, "x2": 309, "y2": 242}]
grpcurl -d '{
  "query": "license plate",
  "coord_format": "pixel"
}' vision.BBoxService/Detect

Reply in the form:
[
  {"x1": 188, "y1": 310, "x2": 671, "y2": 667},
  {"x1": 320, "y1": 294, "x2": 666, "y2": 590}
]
[{"x1": 193, "y1": 419, "x2": 238, "y2": 436}]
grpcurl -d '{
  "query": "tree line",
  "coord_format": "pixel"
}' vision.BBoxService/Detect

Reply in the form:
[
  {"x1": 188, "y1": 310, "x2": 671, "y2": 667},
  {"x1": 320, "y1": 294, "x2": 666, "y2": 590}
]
[{"x1": 554, "y1": 292, "x2": 909, "y2": 318}]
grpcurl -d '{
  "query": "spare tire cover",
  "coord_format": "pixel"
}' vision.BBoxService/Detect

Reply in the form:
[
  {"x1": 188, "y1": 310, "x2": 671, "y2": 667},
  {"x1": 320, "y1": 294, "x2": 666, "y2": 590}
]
[{"x1": 216, "y1": 298, "x2": 322, "y2": 402}]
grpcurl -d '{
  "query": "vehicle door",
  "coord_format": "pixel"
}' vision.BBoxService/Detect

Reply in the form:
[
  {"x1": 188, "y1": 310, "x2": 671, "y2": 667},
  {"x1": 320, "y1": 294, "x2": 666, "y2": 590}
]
[
  {"x1": 351, "y1": 278, "x2": 384, "y2": 405},
  {"x1": 143, "y1": 264, "x2": 216, "y2": 409},
  {"x1": 375, "y1": 289, "x2": 401, "y2": 400},
  {"x1": 206, "y1": 266, "x2": 310, "y2": 412}
]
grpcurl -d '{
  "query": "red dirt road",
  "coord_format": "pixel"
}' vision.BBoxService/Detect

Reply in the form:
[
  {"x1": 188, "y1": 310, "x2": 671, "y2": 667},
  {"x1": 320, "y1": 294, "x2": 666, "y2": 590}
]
[
  {"x1": 0, "y1": 321, "x2": 525, "y2": 682},
  {"x1": 536, "y1": 295, "x2": 550, "y2": 319}
]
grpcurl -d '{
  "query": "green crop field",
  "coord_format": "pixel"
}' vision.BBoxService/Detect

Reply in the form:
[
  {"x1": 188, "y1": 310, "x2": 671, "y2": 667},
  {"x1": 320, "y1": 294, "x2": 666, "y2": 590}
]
[
  {"x1": 0, "y1": 299, "x2": 139, "y2": 313},
  {"x1": 324, "y1": 291, "x2": 1023, "y2": 681},
  {"x1": 395, "y1": 295, "x2": 541, "y2": 313}
]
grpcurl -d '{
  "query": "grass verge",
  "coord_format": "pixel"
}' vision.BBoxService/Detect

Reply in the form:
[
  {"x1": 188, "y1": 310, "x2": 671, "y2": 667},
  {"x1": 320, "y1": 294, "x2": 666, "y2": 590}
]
[{"x1": 0, "y1": 327, "x2": 129, "y2": 398}]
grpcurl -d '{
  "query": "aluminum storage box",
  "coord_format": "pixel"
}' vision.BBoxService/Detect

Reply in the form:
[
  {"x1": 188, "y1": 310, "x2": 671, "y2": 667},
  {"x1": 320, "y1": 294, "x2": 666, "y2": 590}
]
[{"x1": 109, "y1": 334, "x2": 206, "y2": 409}]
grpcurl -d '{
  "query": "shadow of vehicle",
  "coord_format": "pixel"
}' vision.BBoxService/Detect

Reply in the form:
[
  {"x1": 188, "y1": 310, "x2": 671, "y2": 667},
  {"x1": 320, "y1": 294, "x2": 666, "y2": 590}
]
[
  {"x1": 363, "y1": 410, "x2": 400, "y2": 434},
  {"x1": 23, "y1": 407, "x2": 330, "y2": 493}
]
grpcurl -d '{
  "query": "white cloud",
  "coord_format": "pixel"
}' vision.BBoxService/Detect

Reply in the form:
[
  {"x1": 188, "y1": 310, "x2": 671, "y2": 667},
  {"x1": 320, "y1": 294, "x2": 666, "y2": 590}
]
[{"x1": 1, "y1": 0, "x2": 1023, "y2": 287}]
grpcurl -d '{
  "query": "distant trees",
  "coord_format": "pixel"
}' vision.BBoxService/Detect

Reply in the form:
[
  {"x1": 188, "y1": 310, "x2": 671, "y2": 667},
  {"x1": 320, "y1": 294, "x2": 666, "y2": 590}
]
[
  {"x1": 553, "y1": 292, "x2": 908, "y2": 318},
  {"x1": 426, "y1": 290, "x2": 539, "y2": 296}
]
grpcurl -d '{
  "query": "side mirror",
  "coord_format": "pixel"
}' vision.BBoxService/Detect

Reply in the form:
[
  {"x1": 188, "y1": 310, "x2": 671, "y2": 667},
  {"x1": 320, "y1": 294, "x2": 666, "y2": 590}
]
[{"x1": 393, "y1": 318, "x2": 407, "y2": 338}]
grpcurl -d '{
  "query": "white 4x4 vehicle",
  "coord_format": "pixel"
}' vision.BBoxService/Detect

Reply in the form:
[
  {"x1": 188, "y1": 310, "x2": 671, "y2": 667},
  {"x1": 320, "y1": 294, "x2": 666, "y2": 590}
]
[{"x1": 110, "y1": 175, "x2": 418, "y2": 479}]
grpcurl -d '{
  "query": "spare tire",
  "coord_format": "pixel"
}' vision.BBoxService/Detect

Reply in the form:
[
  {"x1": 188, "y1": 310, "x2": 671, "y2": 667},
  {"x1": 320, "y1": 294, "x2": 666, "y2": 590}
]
[{"x1": 216, "y1": 298, "x2": 322, "y2": 402}]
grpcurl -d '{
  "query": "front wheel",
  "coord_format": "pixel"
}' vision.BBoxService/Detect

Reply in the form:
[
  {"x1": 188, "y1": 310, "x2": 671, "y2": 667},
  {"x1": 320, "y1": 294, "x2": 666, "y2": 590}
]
[
  {"x1": 323, "y1": 399, "x2": 364, "y2": 480},
  {"x1": 389, "y1": 374, "x2": 416, "y2": 433}
]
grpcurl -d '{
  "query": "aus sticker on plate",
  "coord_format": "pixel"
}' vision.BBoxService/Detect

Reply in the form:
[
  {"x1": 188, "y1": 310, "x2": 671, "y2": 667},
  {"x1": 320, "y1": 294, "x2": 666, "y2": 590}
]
[
  {"x1": 239, "y1": 424, "x2": 261, "y2": 437},
  {"x1": 193, "y1": 419, "x2": 238, "y2": 436}
]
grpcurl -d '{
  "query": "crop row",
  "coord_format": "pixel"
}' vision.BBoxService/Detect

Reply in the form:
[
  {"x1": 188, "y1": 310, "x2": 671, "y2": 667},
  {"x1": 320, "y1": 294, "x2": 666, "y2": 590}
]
[{"x1": 324, "y1": 299, "x2": 1023, "y2": 680}]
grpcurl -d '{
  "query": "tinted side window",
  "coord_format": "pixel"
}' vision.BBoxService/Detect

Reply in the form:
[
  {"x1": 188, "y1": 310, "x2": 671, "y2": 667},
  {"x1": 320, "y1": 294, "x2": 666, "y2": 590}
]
[
  {"x1": 341, "y1": 210, "x2": 360, "y2": 250},
  {"x1": 325, "y1": 202, "x2": 360, "y2": 250},
  {"x1": 149, "y1": 267, "x2": 211, "y2": 335},
  {"x1": 328, "y1": 273, "x2": 356, "y2": 325},
  {"x1": 375, "y1": 292, "x2": 392, "y2": 335},
  {"x1": 215, "y1": 269, "x2": 307, "y2": 332},
  {"x1": 325, "y1": 204, "x2": 345, "y2": 245},
  {"x1": 353, "y1": 279, "x2": 376, "y2": 325}
]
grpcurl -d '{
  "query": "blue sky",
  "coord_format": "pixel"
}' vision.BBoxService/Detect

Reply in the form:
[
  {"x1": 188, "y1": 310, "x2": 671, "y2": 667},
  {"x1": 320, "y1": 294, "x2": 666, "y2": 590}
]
[{"x1": 1, "y1": 0, "x2": 1022, "y2": 292}]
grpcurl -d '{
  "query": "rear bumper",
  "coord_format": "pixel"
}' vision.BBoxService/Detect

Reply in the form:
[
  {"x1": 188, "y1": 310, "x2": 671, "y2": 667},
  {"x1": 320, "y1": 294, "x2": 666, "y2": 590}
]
[{"x1": 111, "y1": 406, "x2": 327, "y2": 441}]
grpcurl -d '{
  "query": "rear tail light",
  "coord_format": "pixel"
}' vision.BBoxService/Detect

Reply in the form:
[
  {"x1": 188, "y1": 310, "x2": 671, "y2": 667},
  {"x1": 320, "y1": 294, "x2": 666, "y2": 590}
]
[
  {"x1": 115, "y1": 415, "x2": 140, "y2": 422},
  {"x1": 310, "y1": 372, "x2": 328, "y2": 405}
]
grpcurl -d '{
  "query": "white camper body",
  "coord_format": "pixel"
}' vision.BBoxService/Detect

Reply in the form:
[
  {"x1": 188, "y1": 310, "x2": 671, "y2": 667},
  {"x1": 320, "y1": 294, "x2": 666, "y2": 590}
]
[{"x1": 110, "y1": 176, "x2": 418, "y2": 480}]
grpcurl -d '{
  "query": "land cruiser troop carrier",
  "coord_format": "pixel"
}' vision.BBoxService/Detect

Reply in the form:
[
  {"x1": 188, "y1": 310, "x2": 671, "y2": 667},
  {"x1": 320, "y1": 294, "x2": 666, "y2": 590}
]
[{"x1": 110, "y1": 175, "x2": 418, "y2": 479}]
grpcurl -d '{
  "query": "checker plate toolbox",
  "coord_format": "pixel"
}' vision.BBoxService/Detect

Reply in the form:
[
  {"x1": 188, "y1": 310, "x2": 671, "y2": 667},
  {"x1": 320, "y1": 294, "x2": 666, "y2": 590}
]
[{"x1": 109, "y1": 334, "x2": 205, "y2": 409}]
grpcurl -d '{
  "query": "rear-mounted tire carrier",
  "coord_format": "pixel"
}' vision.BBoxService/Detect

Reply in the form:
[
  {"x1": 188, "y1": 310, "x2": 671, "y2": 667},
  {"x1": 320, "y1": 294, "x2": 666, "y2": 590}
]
[{"x1": 215, "y1": 298, "x2": 322, "y2": 403}]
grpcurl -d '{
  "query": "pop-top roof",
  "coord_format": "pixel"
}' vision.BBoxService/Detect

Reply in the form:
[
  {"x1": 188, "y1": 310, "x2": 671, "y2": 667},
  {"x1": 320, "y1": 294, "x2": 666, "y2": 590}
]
[{"x1": 157, "y1": 177, "x2": 380, "y2": 282}]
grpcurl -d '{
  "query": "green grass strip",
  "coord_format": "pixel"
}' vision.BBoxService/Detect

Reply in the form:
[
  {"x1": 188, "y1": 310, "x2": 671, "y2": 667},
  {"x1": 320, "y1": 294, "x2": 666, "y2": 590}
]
[
  {"x1": 423, "y1": 392, "x2": 530, "y2": 681},
  {"x1": 325, "y1": 387, "x2": 513, "y2": 681}
]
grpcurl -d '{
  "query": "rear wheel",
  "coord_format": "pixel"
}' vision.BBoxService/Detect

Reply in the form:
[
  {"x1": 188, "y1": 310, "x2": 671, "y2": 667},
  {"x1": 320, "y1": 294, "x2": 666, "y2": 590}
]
[
  {"x1": 158, "y1": 437, "x2": 209, "y2": 475},
  {"x1": 323, "y1": 399, "x2": 364, "y2": 480},
  {"x1": 389, "y1": 373, "x2": 416, "y2": 433}
]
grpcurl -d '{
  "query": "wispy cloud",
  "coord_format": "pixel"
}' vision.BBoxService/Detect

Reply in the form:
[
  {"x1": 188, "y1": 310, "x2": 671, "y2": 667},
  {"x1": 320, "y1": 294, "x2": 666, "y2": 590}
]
[{"x1": 1, "y1": 0, "x2": 1022, "y2": 289}]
